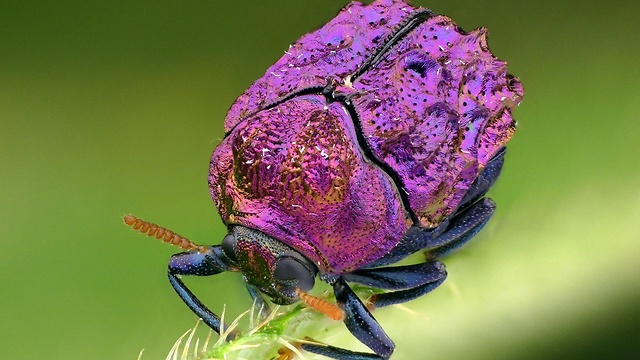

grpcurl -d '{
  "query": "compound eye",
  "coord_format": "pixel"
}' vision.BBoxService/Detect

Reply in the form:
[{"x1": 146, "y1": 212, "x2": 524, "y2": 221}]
[
  {"x1": 274, "y1": 256, "x2": 316, "y2": 291},
  {"x1": 221, "y1": 233, "x2": 237, "y2": 262}
]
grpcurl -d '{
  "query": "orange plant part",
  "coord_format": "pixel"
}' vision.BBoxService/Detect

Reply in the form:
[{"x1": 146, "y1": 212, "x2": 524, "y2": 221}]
[{"x1": 123, "y1": 214, "x2": 208, "y2": 253}]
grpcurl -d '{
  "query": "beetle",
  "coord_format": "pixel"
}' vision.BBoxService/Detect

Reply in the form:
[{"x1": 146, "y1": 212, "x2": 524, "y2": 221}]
[{"x1": 126, "y1": 0, "x2": 523, "y2": 358}]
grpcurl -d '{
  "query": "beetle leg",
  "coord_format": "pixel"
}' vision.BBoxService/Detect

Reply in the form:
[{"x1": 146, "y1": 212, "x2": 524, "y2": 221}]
[
  {"x1": 362, "y1": 224, "x2": 443, "y2": 268},
  {"x1": 424, "y1": 197, "x2": 495, "y2": 260},
  {"x1": 341, "y1": 196, "x2": 494, "y2": 309},
  {"x1": 301, "y1": 342, "x2": 385, "y2": 360},
  {"x1": 342, "y1": 261, "x2": 446, "y2": 308},
  {"x1": 367, "y1": 276, "x2": 446, "y2": 309},
  {"x1": 303, "y1": 277, "x2": 393, "y2": 359},
  {"x1": 167, "y1": 246, "x2": 237, "y2": 338},
  {"x1": 346, "y1": 262, "x2": 447, "y2": 308},
  {"x1": 343, "y1": 261, "x2": 445, "y2": 291},
  {"x1": 367, "y1": 197, "x2": 495, "y2": 267},
  {"x1": 381, "y1": 197, "x2": 495, "y2": 262}
]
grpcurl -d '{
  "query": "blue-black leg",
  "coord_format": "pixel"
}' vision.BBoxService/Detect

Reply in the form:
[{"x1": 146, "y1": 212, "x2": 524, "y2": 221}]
[
  {"x1": 367, "y1": 196, "x2": 496, "y2": 267},
  {"x1": 303, "y1": 277, "x2": 393, "y2": 359},
  {"x1": 344, "y1": 261, "x2": 445, "y2": 290},
  {"x1": 367, "y1": 274, "x2": 446, "y2": 308},
  {"x1": 301, "y1": 343, "x2": 386, "y2": 360},
  {"x1": 167, "y1": 246, "x2": 236, "y2": 338},
  {"x1": 343, "y1": 261, "x2": 447, "y2": 308},
  {"x1": 363, "y1": 225, "x2": 443, "y2": 268},
  {"x1": 351, "y1": 195, "x2": 496, "y2": 307},
  {"x1": 334, "y1": 277, "x2": 394, "y2": 358},
  {"x1": 424, "y1": 198, "x2": 495, "y2": 260}
]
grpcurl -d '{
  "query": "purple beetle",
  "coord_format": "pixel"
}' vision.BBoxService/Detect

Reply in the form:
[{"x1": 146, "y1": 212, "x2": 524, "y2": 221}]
[{"x1": 127, "y1": 0, "x2": 523, "y2": 358}]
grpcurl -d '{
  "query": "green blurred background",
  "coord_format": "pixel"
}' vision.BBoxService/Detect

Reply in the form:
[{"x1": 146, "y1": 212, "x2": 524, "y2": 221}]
[{"x1": 2, "y1": 0, "x2": 639, "y2": 359}]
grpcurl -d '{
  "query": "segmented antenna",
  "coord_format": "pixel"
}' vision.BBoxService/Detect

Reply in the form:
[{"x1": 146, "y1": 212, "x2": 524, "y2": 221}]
[
  {"x1": 123, "y1": 214, "x2": 208, "y2": 253},
  {"x1": 295, "y1": 288, "x2": 344, "y2": 321}
]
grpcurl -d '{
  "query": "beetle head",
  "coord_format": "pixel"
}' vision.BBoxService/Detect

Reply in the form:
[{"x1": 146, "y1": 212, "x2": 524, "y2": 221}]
[{"x1": 221, "y1": 226, "x2": 318, "y2": 305}]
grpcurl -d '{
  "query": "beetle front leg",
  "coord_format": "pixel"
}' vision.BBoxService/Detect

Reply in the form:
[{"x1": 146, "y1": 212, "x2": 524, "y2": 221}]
[
  {"x1": 168, "y1": 246, "x2": 236, "y2": 338},
  {"x1": 302, "y1": 277, "x2": 393, "y2": 360}
]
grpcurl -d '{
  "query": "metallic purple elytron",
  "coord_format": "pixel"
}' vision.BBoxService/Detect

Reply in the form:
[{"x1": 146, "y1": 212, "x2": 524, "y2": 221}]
[{"x1": 167, "y1": 0, "x2": 522, "y2": 358}]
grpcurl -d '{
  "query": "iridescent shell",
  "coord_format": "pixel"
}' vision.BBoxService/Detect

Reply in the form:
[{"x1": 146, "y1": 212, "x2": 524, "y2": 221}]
[{"x1": 209, "y1": 0, "x2": 523, "y2": 274}]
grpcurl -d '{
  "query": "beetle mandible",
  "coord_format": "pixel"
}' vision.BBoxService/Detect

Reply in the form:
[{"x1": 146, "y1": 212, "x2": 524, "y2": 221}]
[{"x1": 126, "y1": 0, "x2": 523, "y2": 358}]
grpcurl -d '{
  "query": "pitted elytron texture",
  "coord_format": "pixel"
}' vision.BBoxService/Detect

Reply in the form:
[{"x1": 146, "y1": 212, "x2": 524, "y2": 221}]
[{"x1": 350, "y1": 15, "x2": 522, "y2": 226}]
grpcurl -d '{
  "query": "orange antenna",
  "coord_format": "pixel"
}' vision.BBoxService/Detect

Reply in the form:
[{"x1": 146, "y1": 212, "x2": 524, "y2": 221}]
[
  {"x1": 123, "y1": 214, "x2": 208, "y2": 253},
  {"x1": 295, "y1": 288, "x2": 344, "y2": 321}
]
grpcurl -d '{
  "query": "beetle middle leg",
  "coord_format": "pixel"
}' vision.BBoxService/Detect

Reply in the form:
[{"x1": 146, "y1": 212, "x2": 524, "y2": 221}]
[
  {"x1": 343, "y1": 261, "x2": 447, "y2": 308},
  {"x1": 366, "y1": 196, "x2": 496, "y2": 269},
  {"x1": 341, "y1": 197, "x2": 494, "y2": 309}
]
